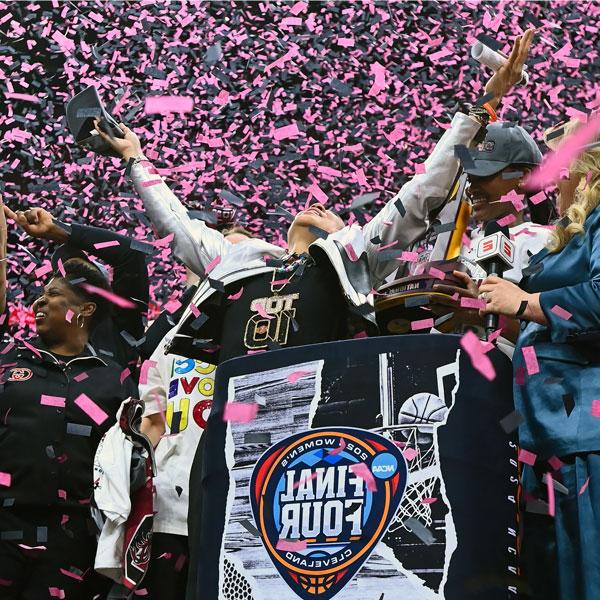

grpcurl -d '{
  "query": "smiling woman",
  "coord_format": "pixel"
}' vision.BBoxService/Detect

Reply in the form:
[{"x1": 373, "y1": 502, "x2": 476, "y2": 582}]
[
  {"x1": 32, "y1": 260, "x2": 112, "y2": 356},
  {"x1": 0, "y1": 258, "x2": 138, "y2": 597}
]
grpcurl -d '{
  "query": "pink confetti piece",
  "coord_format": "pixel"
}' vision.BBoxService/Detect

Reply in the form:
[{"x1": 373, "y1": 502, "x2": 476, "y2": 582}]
[
  {"x1": 65, "y1": 309, "x2": 74, "y2": 323},
  {"x1": 428, "y1": 267, "x2": 445, "y2": 280},
  {"x1": 550, "y1": 305, "x2": 572, "y2": 320},
  {"x1": 579, "y1": 477, "x2": 591, "y2": 495},
  {"x1": 119, "y1": 368, "x2": 131, "y2": 384},
  {"x1": 0, "y1": 471, "x2": 11, "y2": 487},
  {"x1": 287, "y1": 370, "x2": 310, "y2": 383},
  {"x1": 515, "y1": 367, "x2": 526, "y2": 386},
  {"x1": 74, "y1": 392, "x2": 109, "y2": 426},
  {"x1": 521, "y1": 346, "x2": 540, "y2": 376},
  {"x1": 273, "y1": 122, "x2": 300, "y2": 141},
  {"x1": 496, "y1": 214, "x2": 517, "y2": 227},
  {"x1": 58, "y1": 489, "x2": 67, "y2": 500},
  {"x1": 546, "y1": 473, "x2": 555, "y2": 517},
  {"x1": 420, "y1": 497, "x2": 438, "y2": 504},
  {"x1": 397, "y1": 251, "x2": 419, "y2": 262},
  {"x1": 529, "y1": 191, "x2": 546, "y2": 205},
  {"x1": 411, "y1": 318, "x2": 434, "y2": 331},
  {"x1": 80, "y1": 283, "x2": 137, "y2": 309},
  {"x1": 73, "y1": 372, "x2": 88, "y2": 383},
  {"x1": 4, "y1": 92, "x2": 41, "y2": 103},
  {"x1": 402, "y1": 447, "x2": 419, "y2": 461},
  {"x1": 93, "y1": 240, "x2": 121, "y2": 249},
  {"x1": 460, "y1": 331, "x2": 496, "y2": 381},
  {"x1": 276, "y1": 538, "x2": 307, "y2": 552},
  {"x1": 518, "y1": 448, "x2": 537, "y2": 466},
  {"x1": 227, "y1": 287, "x2": 244, "y2": 300},
  {"x1": 344, "y1": 243, "x2": 359, "y2": 262},
  {"x1": 527, "y1": 113, "x2": 600, "y2": 189},
  {"x1": 328, "y1": 437, "x2": 346, "y2": 456},
  {"x1": 189, "y1": 304, "x2": 201, "y2": 318},
  {"x1": 174, "y1": 553, "x2": 187, "y2": 572},
  {"x1": 548, "y1": 456, "x2": 564, "y2": 471},
  {"x1": 293, "y1": 471, "x2": 319, "y2": 489},
  {"x1": 144, "y1": 95, "x2": 194, "y2": 114},
  {"x1": 139, "y1": 360, "x2": 157, "y2": 386},
  {"x1": 40, "y1": 394, "x2": 66, "y2": 408},
  {"x1": 56, "y1": 258, "x2": 66, "y2": 277},
  {"x1": 460, "y1": 297, "x2": 486, "y2": 309},
  {"x1": 592, "y1": 400, "x2": 600, "y2": 418},
  {"x1": 350, "y1": 462, "x2": 377, "y2": 492},
  {"x1": 18, "y1": 543, "x2": 46, "y2": 550},
  {"x1": 255, "y1": 303, "x2": 275, "y2": 320},
  {"x1": 378, "y1": 239, "x2": 399, "y2": 251},
  {"x1": 49, "y1": 588, "x2": 65, "y2": 599},
  {"x1": 59, "y1": 568, "x2": 83, "y2": 581},
  {"x1": 204, "y1": 255, "x2": 221, "y2": 274},
  {"x1": 22, "y1": 340, "x2": 42, "y2": 359},
  {"x1": 140, "y1": 179, "x2": 162, "y2": 188},
  {"x1": 272, "y1": 278, "x2": 291, "y2": 286},
  {"x1": 353, "y1": 330, "x2": 368, "y2": 339},
  {"x1": 51, "y1": 31, "x2": 75, "y2": 52},
  {"x1": 222, "y1": 402, "x2": 259, "y2": 423},
  {"x1": 35, "y1": 263, "x2": 53, "y2": 279}
]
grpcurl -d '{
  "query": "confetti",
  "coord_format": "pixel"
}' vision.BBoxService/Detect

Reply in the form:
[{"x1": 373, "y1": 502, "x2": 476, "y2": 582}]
[
  {"x1": 0, "y1": 472, "x2": 11, "y2": 487},
  {"x1": 222, "y1": 402, "x2": 259, "y2": 423},
  {"x1": 349, "y1": 462, "x2": 377, "y2": 492},
  {"x1": 287, "y1": 370, "x2": 311, "y2": 383},
  {"x1": 276, "y1": 538, "x2": 307, "y2": 552},
  {"x1": 521, "y1": 346, "x2": 540, "y2": 376},
  {"x1": 40, "y1": 395, "x2": 66, "y2": 408},
  {"x1": 518, "y1": 448, "x2": 537, "y2": 466},
  {"x1": 550, "y1": 305, "x2": 572, "y2": 320},
  {"x1": 74, "y1": 392, "x2": 109, "y2": 425},
  {"x1": 460, "y1": 331, "x2": 496, "y2": 381}
]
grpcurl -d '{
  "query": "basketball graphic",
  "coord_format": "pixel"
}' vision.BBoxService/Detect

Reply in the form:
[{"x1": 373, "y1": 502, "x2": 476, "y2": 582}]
[{"x1": 398, "y1": 392, "x2": 448, "y2": 442}]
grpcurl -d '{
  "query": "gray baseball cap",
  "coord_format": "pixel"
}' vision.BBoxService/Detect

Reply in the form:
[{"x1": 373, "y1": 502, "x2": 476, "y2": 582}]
[{"x1": 465, "y1": 123, "x2": 543, "y2": 177}]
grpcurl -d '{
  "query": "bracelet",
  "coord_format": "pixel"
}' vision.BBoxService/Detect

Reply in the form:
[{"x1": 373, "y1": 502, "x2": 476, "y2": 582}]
[
  {"x1": 515, "y1": 300, "x2": 529, "y2": 317},
  {"x1": 481, "y1": 102, "x2": 498, "y2": 123},
  {"x1": 468, "y1": 106, "x2": 491, "y2": 128}
]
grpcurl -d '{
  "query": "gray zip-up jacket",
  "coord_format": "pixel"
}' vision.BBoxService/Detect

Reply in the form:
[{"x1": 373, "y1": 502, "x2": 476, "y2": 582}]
[{"x1": 130, "y1": 113, "x2": 481, "y2": 359}]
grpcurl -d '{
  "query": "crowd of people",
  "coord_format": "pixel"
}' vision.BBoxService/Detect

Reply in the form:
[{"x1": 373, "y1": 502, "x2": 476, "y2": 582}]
[{"x1": 0, "y1": 27, "x2": 599, "y2": 600}]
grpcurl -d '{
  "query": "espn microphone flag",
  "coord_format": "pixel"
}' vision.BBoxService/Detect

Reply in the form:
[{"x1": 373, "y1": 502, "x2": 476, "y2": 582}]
[{"x1": 475, "y1": 227, "x2": 515, "y2": 270}]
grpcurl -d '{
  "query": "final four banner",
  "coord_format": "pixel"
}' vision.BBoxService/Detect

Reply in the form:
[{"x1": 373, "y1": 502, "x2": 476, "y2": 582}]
[{"x1": 188, "y1": 335, "x2": 519, "y2": 600}]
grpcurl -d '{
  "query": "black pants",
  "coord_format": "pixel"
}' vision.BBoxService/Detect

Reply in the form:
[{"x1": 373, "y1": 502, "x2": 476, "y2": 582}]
[
  {"x1": 0, "y1": 509, "x2": 110, "y2": 600},
  {"x1": 143, "y1": 532, "x2": 189, "y2": 599}
]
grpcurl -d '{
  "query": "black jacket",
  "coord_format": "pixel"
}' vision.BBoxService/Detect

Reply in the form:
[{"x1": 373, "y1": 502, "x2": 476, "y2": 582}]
[
  {"x1": 0, "y1": 338, "x2": 137, "y2": 518},
  {"x1": 60, "y1": 223, "x2": 150, "y2": 372}
]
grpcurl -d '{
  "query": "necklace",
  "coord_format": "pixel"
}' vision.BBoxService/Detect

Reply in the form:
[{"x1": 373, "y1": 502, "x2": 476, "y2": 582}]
[{"x1": 244, "y1": 253, "x2": 314, "y2": 350}]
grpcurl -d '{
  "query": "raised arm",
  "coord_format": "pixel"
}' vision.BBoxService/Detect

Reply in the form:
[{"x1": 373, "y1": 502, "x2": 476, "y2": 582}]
[
  {"x1": 94, "y1": 122, "x2": 230, "y2": 278},
  {"x1": 364, "y1": 29, "x2": 536, "y2": 288}
]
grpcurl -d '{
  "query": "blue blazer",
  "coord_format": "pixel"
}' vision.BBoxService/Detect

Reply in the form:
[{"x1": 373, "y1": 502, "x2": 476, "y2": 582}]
[{"x1": 515, "y1": 203, "x2": 600, "y2": 459}]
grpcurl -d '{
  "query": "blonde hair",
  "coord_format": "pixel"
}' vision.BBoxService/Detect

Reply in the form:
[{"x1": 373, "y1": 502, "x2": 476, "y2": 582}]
[{"x1": 546, "y1": 120, "x2": 600, "y2": 253}]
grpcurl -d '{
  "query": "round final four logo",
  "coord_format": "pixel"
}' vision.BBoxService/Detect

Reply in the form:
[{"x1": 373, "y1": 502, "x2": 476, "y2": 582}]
[{"x1": 249, "y1": 427, "x2": 407, "y2": 600}]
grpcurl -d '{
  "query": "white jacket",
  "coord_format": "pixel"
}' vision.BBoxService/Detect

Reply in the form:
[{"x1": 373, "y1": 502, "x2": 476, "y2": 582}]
[
  {"x1": 130, "y1": 113, "x2": 482, "y2": 357},
  {"x1": 93, "y1": 402, "x2": 133, "y2": 582}
]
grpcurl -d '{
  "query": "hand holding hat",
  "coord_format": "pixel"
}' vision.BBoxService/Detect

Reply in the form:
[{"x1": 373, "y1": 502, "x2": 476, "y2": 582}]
[
  {"x1": 484, "y1": 28, "x2": 535, "y2": 110},
  {"x1": 94, "y1": 120, "x2": 143, "y2": 162}
]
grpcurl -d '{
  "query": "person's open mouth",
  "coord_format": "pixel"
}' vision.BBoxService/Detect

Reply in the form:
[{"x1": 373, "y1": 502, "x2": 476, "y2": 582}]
[{"x1": 35, "y1": 311, "x2": 46, "y2": 322}]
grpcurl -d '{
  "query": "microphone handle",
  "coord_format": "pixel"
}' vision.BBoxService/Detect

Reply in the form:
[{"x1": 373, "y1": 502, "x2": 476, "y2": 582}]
[{"x1": 484, "y1": 261, "x2": 504, "y2": 339}]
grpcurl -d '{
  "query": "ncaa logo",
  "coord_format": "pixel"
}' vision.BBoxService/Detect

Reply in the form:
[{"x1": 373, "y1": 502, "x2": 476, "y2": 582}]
[{"x1": 249, "y1": 427, "x2": 407, "y2": 600}]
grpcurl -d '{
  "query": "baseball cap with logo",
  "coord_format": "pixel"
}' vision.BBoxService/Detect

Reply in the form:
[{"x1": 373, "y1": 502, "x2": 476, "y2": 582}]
[{"x1": 465, "y1": 123, "x2": 543, "y2": 178}]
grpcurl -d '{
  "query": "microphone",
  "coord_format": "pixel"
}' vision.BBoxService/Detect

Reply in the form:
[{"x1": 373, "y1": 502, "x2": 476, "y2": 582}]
[{"x1": 475, "y1": 221, "x2": 516, "y2": 339}]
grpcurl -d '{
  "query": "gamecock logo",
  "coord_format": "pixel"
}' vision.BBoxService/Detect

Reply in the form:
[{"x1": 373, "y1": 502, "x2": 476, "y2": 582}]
[
  {"x1": 249, "y1": 427, "x2": 407, "y2": 600},
  {"x1": 8, "y1": 368, "x2": 33, "y2": 382}
]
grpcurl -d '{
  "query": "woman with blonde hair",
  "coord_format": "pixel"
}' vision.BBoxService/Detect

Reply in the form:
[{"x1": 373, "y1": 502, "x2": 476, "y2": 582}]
[{"x1": 477, "y1": 118, "x2": 600, "y2": 599}]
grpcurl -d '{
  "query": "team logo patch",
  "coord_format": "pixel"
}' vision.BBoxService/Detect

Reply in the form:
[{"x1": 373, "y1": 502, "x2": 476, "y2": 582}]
[
  {"x1": 8, "y1": 368, "x2": 33, "y2": 382},
  {"x1": 477, "y1": 140, "x2": 495, "y2": 152},
  {"x1": 249, "y1": 427, "x2": 407, "y2": 599}
]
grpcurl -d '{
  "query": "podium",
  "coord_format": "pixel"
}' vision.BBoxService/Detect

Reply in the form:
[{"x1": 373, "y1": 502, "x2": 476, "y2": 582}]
[{"x1": 187, "y1": 335, "x2": 519, "y2": 600}]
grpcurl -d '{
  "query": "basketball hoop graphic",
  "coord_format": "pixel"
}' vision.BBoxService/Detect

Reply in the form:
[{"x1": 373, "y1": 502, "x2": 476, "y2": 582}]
[{"x1": 375, "y1": 354, "x2": 458, "y2": 535}]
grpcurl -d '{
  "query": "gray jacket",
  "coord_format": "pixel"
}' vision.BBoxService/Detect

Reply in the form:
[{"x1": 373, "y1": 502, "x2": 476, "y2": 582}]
[{"x1": 130, "y1": 113, "x2": 481, "y2": 358}]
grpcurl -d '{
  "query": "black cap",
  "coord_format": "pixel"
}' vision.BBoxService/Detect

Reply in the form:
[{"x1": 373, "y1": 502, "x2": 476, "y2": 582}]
[
  {"x1": 464, "y1": 123, "x2": 543, "y2": 178},
  {"x1": 65, "y1": 85, "x2": 125, "y2": 157}
]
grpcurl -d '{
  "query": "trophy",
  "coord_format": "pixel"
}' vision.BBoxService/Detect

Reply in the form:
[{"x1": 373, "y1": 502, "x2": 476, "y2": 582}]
[{"x1": 375, "y1": 173, "x2": 472, "y2": 334}]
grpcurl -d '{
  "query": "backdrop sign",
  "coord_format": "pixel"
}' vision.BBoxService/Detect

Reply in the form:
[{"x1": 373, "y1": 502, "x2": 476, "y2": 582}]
[{"x1": 190, "y1": 335, "x2": 518, "y2": 600}]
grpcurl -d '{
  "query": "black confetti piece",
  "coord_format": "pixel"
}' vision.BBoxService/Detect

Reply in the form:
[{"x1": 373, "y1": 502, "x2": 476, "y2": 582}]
[
  {"x1": 454, "y1": 144, "x2": 476, "y2": 170},
  {"x1": 474, "y1": 92, "x2": 495, "y2": 107},
  {"x1": 351, "y1": 192, "x2": 380, "y2": 210},
  {"x1": 405, "y1": 295, "x2": 430, "y2": 308},
  {"x1": 394, "y1": 197, "x2": 406, "y2": 217},
  {"x1": 499, "y1": 410, "x2": 525, "y2": 434},
  {"x1": 522, "y1": 262, "x2": 544, "y2": 277},
  {"x1": 563, "y1": 393, "x2": 575, "y2": 416},
  {"x1": 476, "y1": 33, "x2": 503, "y2": 52},
  {"x1": 36, "y1": 526, "x2": 48, "y2": 543},
  {"x1": 208, "y1": 278, "x2": 225, "y2": 293},
  {"x1": 190, "y1": 313, "x2": 210, "y2": 331},
  {"x1": 432, "y1": 221, "x2": 455, "y2": 234},
  {"x1": 240, "y1": 519, "x2": 261, "y2": 537},
  {"x1": 219, "y1": 190, "x2": 246, "y2": 207},
  {"x1": 404, "y1": 517, "x2": 435, "y2": 545},
  {"x1": 308, "y1": 225, "x2": 329, "y2": 240},
  {"x1": 66, "y1": 423, "x2": 93, "y2": 436}
]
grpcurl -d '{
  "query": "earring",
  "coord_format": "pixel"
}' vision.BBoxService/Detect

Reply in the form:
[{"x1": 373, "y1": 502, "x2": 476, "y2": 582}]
[{"x1": 76, "y1": 313, "x2": 85, "y2": 329}]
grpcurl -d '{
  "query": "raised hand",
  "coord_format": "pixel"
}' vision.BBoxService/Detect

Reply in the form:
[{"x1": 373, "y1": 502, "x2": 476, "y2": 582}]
[
  {"x1": 94, "y1": 120, "x2": 143, "y2": 161},
  {"x1": 3, "y1": 205, "x2": 68, "y2": 243},
  {"x1": 485, "y1": 28, "x2": 535, "y2": 108}
]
